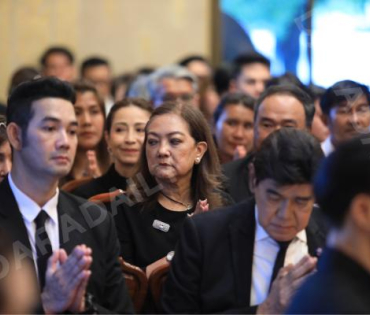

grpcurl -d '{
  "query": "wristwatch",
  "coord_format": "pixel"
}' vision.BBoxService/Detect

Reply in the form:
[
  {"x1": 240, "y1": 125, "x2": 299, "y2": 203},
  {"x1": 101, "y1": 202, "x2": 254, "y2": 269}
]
[{"x1": 166, "y1": 251, "x2": 175, "y2": 262}]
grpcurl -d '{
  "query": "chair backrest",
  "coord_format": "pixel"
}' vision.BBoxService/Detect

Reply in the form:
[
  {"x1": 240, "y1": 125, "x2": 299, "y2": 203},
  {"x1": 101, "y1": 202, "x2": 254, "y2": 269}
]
[
  {"x1": 119, "y1": 257, "x2": 148, "y2": 313},
  {"x1": 61, "y1": 177, "x2": 93, "y2": 192},
  {"x1": 148, "y1": 262, "x2": 170, "y2": 312},
  {"x1": 88, "y1": 189, "x2": 124, "y2": 203}
]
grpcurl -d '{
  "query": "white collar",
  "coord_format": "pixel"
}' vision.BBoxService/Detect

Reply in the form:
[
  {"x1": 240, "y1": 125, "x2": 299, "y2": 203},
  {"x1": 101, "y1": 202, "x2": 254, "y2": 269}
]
[
  {"x1": 254, "y1": 205, "x2": 307, "y2": 244},
  {"x1": 8, "y1": 172, "x2": 59, "y2": 225},
  {"x1": 321, "y1": 136, "x2": 335, "y2": 156}
]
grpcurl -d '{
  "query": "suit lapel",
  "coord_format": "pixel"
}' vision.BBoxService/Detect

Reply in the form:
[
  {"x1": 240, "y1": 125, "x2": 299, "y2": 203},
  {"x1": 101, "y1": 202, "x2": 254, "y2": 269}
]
[
  {"x1": 229, "y1": 200, "x2": 256, "y2": 306},
  {"x1": 58, "y1": 193, "x2": 85, "y2": 255}
]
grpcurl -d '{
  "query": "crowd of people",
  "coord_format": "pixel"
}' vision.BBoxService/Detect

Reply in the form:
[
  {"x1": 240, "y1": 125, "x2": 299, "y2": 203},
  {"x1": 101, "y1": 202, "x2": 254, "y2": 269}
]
[{"x1": 0, "y1": 45, "x2": 369, "y2": 314}]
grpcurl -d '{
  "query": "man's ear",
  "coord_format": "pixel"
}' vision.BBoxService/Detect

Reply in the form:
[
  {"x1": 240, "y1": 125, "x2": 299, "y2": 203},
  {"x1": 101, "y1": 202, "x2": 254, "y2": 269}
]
[
  {"x1": 7, "y1": 123, "x2": 23, "y2": 151},
  {"x1": 349, "y1": 194, "x2": 370, "y2": 233},
  {"x1": 248, "y1": 162, "x2": 257, "y2": 193}
]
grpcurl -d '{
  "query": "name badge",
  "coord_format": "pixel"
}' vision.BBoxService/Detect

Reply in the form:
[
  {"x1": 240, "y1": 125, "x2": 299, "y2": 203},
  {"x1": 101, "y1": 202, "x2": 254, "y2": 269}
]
[{"x1": 152, "y1": 219, "x2": 170, "y2": 233}]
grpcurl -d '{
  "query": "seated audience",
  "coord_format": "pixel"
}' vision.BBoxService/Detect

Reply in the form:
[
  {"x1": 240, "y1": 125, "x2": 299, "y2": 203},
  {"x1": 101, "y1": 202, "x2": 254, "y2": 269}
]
[
  {"x1": 178, "y1": 55, "x2": 212, "y2": 81},
  {"x1": 320, "y1": 80, "x2": 370, "y2": 155},
  {"x1": 64, "y1": 80, "x2": 110, "y2": 183},
  {"x1": 80, "y1": 57, "x2": 114, "y2": 113},
  {"x1": 0, "y1": 117, "x2": 12, "y2": 183},
  {"x1": 267, "y1": 73, "x2": 329, "y2": 143},
  {"x1": 230, "y1": 52, "x2": 271, "y2": 99},
  {"x1": 213, "y1": 92, "x2": 255, "y2": 164},
  {"x1": 114, "y1": 102, "x2": 232, "y2": 268},
  {"x1": 223, "y1": 84, "x2": 315, "y2": 202},
  {"x1": 1, "y1": 77, "x2": 133, "y2": 313},
  {"x1": 147, "y1": 65, "x2": 199, "y2": 108},
  {"x1": 162, "y1": 128, "x2": 327, "y2": 314},
  {"x1": 39, "y1": 46, "x2": 76, "y2": 82},
  {"x1": 287, "y1": 134, "x2": 370, "y2": 314},
  {"x1": 72, "y1": 98, "x2": 152, "y2": 199}
]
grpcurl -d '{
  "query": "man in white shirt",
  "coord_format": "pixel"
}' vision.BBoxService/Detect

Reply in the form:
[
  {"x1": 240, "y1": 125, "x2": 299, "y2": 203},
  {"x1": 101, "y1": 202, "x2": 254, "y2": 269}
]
[
  {"x1": 0, "y1": 77, "x2": 133, "y2": 313},
  {"x1": 320, "y1": 80, "x2": 370, "y2": 156},
  {"x1": 162, "y1": 128, "x2": 327, "y2": 314}
]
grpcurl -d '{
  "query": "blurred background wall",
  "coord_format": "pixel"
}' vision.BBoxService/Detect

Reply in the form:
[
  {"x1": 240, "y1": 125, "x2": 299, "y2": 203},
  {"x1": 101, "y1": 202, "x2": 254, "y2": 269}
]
[{"x1": 0, "y1": 0, "x2": 213, "y2": 103}]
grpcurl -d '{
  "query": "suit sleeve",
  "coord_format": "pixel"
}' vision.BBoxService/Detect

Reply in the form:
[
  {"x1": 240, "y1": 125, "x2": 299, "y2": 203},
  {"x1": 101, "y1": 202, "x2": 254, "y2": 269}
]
[
  {"x1": 94, "y1": 213, "x2": 134, "y2": 314},
  {"x1": 161, "y1": 216, "x2": 203, "y2": 313}
]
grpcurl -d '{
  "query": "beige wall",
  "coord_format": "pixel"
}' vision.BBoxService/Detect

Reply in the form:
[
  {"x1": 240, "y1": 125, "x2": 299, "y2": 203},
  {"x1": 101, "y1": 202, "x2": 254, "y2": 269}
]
[{"x1": 0, "y1": 0, "x2": 213, "y2": 103}]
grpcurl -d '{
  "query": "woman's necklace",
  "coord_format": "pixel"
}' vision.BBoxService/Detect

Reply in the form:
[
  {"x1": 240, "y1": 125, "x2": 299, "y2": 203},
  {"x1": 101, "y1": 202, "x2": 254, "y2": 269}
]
[{"x1": 160, "y1": 191, "x2": 193, "y2": 211}]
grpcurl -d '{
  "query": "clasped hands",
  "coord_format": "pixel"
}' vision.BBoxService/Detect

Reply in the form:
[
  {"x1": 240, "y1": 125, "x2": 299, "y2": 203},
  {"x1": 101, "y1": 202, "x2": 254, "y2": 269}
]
[
  {"x1": 41, "y1": 245, "x2": 93, "y2": 314},
  {"x1": 257, "y1": 255, "x2": 318, "y2": 314}
]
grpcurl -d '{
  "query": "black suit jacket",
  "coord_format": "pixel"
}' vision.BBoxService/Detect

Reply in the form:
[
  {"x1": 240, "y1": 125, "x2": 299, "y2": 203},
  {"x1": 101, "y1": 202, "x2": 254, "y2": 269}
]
[
  {"x1": 162, "y1": 199, "x2": 327, "y2": 314},
  {"x1": 0, "y1": 177, "x2": 133, "y2": 314},
  {"x1": 72, "y1": 164, "x2": 128, "y2": 200},
  {"x1": 222, "y1": 154, "x2": 254, "y2": 203},
  {"x1": 286, "y1": 248, "x2": 370, "y2": 314}
]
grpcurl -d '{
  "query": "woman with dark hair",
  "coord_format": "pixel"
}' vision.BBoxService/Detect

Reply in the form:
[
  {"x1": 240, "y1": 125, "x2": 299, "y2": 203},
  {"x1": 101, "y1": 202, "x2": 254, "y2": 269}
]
[
  {"x1": 0, "y1": 117, "x2": 12, "y2": 183},
  {"x1": 65, "y1": 80, "x2": 110, "y2": 182},
  {"x1": 115, "y1": 102, "x2": 232, "y2": 268},
  {"x1": 72, "y1": 98, "x2": 152, "y2": 199}
]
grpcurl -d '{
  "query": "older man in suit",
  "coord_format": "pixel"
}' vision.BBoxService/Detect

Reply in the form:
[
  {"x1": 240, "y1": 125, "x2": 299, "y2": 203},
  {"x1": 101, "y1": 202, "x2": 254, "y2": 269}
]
[
  {"x1": 222, "y1": 84, "x2": 315, "y2": 203},
  {"x1": 0, "y1": 77, "x2": 133, "y2": 314},
  {"x1": 162, "y1": 128, "x2": 327, "y2": 314}
]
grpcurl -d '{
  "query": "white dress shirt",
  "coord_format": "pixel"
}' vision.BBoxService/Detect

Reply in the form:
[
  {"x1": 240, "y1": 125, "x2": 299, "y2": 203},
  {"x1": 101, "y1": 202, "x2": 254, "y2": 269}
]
[
  {"x1": 8, "y1": 173, "x2": 60, "y2": 277},
  {"x1": 321, "y1": 136, "x2": 335, "y2": 156},
  {"x1": 250, "y1": 206, "x2": 308, "y2": 306}
]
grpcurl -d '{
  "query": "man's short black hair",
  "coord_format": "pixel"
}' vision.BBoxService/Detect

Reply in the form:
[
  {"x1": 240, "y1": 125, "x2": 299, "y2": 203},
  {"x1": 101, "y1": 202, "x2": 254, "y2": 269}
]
[
  {"x1": 255, "y1": 84, "x2": 315, "y2": 128},
  {"x1": 7, "y1": 77, "x2": 75, "y2": 139},
  {"x1": 320, "y1": 80, "x2": 370, "y2": 116},
  {"x1": 314, "y1": 134, "x2": 370, "y2": 227},
  {"x1": 254, "y1": 128, "x2": 323, "y2": 186},
  {"x1": 213, "y1": 92, "x2": 255, "y2": 123},
  {"x1": 81, "y1": 57, "x2": 110, "y2": 77},
  {"x1": 232, "y1": 52, "x2": 270, "y2": 79},
  {"x1": 40, "y1": 46, "x2": 74, "y2": 67},
  {"x1": 178, "y1": 55, "x2": 210, "y2": 67}
]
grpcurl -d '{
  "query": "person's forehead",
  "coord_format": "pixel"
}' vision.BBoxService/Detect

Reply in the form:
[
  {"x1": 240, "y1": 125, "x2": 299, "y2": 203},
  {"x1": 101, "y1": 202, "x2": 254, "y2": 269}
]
[
  {"x1": 46, "y1": 53, "x2": 71, "y2": 65},
  {"x1": 259, "y1": 179, "x2": 313, "y2": 195},
  {"x1": 30, "y1": 97, "x2": 75, "y2": 120},
  {"x1": 85, "y1": 65, "x2": 110, "y2": 77},
  {"x1": 258, "y1": 94, "x2": 305, "y2": 116},
  {"x1": 148, "y1": 114, "x2": 191, "y2": 135},
  {"x1": 241, "y1": 63, "x2": 270, "y2": 77},
  {"x1": 221, "y1": 104, "x2": 254, "y2": 119},
  {"x1": 335, "y1": 94, "x2": 369, "y2": 108}
]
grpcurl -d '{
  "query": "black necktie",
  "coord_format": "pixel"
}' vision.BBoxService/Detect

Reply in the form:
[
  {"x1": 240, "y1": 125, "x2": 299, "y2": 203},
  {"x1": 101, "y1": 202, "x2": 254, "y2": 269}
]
[
  {"x1": 35, "y1": 210, "x2": 53, "y2": 290},
  {"x1": 269, "y1": 241, "x2": 291, "y2": 291}
]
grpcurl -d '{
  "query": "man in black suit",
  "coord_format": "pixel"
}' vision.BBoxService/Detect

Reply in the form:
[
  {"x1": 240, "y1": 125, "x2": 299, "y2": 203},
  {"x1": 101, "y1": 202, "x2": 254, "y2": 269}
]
[
  {"x1": 287, "y1": 134, "x2": 370, "y2": 314},
  {"x1": 0, "y1": 77, "x2": 133, "y2": 313},
  {"x1": 223, "y1": 85, "x2": 315, "y2": 202},
  {"x1": 162, "y1": 128, "x2": 327, "y2": 314}
]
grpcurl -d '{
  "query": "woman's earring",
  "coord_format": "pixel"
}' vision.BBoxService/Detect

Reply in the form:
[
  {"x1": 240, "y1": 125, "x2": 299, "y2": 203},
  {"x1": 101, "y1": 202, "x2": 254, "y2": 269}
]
[{"x1": 195, "y1": 157, "x2": 201, "y2": 164}]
